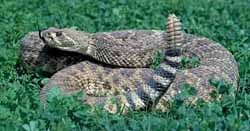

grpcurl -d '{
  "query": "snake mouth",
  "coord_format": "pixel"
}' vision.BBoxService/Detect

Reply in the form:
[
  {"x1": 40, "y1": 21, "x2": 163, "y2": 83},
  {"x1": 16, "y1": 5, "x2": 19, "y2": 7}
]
[
  {"x1": 38, "y1": 28, "x2": 89, "y2": 54},
  {"x1": 52, "y1": 44, "x2": 88, "y2": 54},
  {"x1": 55, "y1": 46, "x2": 80, "y2": 52}
]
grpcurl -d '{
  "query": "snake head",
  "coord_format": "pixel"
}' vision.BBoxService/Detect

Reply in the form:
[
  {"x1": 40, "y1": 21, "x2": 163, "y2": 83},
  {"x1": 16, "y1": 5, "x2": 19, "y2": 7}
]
[{"x1": 40, "y1": 27, "x2": 89, "y2": 53}]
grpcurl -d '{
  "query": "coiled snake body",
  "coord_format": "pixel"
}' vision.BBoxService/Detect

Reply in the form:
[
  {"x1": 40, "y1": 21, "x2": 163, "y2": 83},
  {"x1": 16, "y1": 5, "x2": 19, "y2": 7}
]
[{"x1": 19, "y1": 15, "x2": 238, "y2": 112}]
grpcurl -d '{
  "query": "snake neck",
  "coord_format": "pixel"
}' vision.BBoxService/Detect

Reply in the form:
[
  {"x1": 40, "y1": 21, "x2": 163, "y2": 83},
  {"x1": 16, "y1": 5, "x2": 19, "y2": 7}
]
[{"x1": 85, "y1": 38, "x2": 97, "y2": 57}]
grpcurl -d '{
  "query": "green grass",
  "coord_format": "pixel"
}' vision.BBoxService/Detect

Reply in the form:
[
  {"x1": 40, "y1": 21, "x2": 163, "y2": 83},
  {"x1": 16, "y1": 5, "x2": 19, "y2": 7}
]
[{"x1": 0, "y1": 0, "x2": 250, "y2": 130}]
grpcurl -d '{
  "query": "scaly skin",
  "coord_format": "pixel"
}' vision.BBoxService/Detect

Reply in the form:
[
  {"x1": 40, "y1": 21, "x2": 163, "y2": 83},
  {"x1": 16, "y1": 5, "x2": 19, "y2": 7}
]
[
  {"x1": 19, "y1": 32, "x2": 238, "y2": 111},
  {"x1": 39, "y1": 15, "x2": 183, "y2": 68},
  {"x1": 39, "y1": 15, "x2": 183, "y2": 113},
  {"x1": 40, "y1": 60, "x2": 180, "y2": 113},
  {"x1": 40, "y1": 28, "x2": 166, "y2": 68},
  {"x1": 19, "y1": 16, "x2": 238, "y2": 112}
]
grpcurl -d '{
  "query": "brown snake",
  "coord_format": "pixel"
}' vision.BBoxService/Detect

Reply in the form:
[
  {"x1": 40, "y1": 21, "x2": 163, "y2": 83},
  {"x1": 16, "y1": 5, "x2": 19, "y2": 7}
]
[{"x1": 19, "y1": 15, "x2": 239, "y2": 112}]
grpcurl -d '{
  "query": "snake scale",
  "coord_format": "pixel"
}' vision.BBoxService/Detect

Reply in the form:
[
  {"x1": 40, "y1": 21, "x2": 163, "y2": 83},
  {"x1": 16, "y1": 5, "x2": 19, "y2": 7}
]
[{"x1": 19, "y1": 15, "x2": 239, "y2": 113}]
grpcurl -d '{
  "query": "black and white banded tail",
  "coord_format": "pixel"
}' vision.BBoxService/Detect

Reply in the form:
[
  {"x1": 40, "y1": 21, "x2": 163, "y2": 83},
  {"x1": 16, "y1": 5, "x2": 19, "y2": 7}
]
[{"x1": 123, "y1": 14, "x2": 184, "y2": 110}]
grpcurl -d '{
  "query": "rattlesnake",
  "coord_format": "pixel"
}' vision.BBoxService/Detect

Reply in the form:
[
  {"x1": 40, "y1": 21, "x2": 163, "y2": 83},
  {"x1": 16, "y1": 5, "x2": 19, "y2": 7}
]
[{"x1": 19, "y1": 15, "x2": 239, "y2": 112}]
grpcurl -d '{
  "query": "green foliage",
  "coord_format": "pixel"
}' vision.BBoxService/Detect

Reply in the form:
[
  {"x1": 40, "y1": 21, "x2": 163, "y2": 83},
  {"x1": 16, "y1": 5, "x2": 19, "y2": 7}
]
[
  {"x1": 181, "y1": 56, "x2": 200, "y2": 69},
  {"x1": 150, "y1": 50, "x2": 165, "y2": 69},
  {"x1": 0, "y1": 0, "x2": 249, "y2": 130}
]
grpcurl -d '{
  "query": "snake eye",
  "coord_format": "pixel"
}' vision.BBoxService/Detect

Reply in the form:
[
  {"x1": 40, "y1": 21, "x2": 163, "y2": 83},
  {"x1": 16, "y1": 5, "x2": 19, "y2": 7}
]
[{"x1": 55, "y1": 31, "x2": 63, "y2": 37}]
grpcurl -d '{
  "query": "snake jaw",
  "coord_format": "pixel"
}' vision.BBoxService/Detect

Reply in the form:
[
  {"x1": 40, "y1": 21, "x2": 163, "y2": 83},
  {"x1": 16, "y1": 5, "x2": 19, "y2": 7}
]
[
  {"x1": 38, "y1": 27, "x2": 91, "y2": 55},
  {"x1": 39, "y1": 28, "x2": 79, "y2": 51},
  {"x1": 39, "y1": 28, "x2": 61, "y2": 47}
]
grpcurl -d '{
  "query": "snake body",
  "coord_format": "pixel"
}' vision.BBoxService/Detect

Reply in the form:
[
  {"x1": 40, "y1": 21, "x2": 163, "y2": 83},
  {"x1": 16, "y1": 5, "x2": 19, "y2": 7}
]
[
  {"x1": 40, "y1": 28, "x2": 167, "y2": 68},
  {"x1": 19, "y1": 15, "x2": 239, "y2": 112}
]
